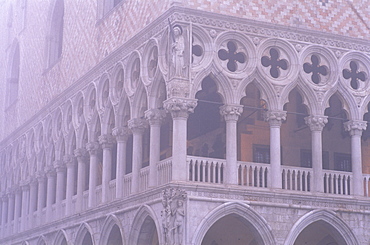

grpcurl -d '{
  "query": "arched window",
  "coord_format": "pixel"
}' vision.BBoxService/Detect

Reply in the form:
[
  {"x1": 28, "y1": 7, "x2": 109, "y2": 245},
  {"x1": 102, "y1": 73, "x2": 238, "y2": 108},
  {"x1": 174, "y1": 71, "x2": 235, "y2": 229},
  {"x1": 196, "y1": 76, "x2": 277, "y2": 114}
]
[
  {"x1": 6, "y1": 40, "x2": 20, "y2": 106},
  {"x1": 47, "y1": 0, "x2": 64, "y2": 67}
]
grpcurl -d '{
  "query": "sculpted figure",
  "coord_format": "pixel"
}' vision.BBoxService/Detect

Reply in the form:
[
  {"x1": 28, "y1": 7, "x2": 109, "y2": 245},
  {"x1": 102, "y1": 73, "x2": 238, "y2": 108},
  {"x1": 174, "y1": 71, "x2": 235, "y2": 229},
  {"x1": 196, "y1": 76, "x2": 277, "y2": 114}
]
[{"x1": 172, "y1": 25, "x2": 185, "y2": 77}]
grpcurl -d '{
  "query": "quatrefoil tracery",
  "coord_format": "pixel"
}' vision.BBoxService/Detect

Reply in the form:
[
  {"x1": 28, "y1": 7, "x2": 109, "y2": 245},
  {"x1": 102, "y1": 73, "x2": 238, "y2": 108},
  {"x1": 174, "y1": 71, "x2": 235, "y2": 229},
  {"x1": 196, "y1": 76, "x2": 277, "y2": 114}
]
[
  {"x1": 261, "y1": 48, "x2": 288, "y2": 79},
  {"x1": 303, "y1": 55, "x2": 328, "y2": 84},
  {"x1": 218, "y1": 41, "x2": 246, "y2": 72},
  {"x1": 343, "y1": 61, "x2": 367, "y2": 90}
]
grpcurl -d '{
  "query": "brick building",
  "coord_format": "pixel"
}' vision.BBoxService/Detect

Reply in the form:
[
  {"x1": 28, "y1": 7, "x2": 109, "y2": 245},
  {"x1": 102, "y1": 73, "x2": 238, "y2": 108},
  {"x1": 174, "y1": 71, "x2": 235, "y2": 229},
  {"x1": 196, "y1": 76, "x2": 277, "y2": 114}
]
[{"x1": 1, "y1": 0, "x2": 370, "y2": 244}]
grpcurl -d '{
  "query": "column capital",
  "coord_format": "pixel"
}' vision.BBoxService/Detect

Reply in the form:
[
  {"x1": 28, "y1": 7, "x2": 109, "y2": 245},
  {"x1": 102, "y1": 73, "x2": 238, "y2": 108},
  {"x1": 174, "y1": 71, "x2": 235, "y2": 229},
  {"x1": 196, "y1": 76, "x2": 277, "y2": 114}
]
[
  {"x1": 145, "y1": 108, "x2": 167, "y2": 126},
  {"x1": 2, "y1": 194, "x2": 8, "y2": 201},
  {"x1": 20, "y1": 182, "x2": 30, "y2": 191},
  {"x1": 98, "y1": 134, "x2": 115, "y2": 149},
  {"x1": 74, "y1": 148, "x2": 87, "y2": 160},
  {"x1": 29, "y1": 178, "x2": 38, "y2": 187},
  {"x1": 53, "y1": 160, "x2": 66, "y2": 172},
  {"x1": 63, "y1": 154, "x2": 75, "y2": 168},
  {"x1": 112, "y1": 127, "x2": 131, "y2": 142},
  {"x1": 264, "y1": 110, "x2": 287, "y2": 127},
  {"x1": 6, "y1": 189, "x2": 15, "y2": 198},
  {"x1": 344, "y1": 120, "x2": 367, "y2": 136},
  {"x1": 36, "y1": 170, "x2": 46, "y2": 180},
  {"x1": 86, "y1": 142, "x2": 100, "y2": 155},
  {"x1": 305, "y1": 115, "x2": 328, "y2": 132},
  {"x1": 128, "y1": 118, "x2": 148, "y2": 134},
  {"x1": 163, "y1": 97, "x2": 197, "y2": 119},
  {"x1": 45, "y1": 165, "x2": 56, "y2": 177},
  {"x1": 219, "y1": 104, "x2": 243, "y2": 121}
]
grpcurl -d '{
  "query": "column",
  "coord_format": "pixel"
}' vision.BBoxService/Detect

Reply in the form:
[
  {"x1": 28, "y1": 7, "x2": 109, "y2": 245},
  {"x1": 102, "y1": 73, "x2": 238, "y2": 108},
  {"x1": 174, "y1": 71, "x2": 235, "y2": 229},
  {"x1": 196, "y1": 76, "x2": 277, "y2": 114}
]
[
  {"x1": 1, "y1": 195, "x2": 8, "y2": 236},
  {"x1": 74, "y1": 148, "x2": 87, "y2": 211},
  {"x1": 98, "y1": 134, "x2": 115, "y2": 203},
  {"x1": 220, "y1": 105, "x2": 243, "y2": 185},
  {"x1": 36, "y1": 171, "x2": 46, "y2": 220},
  {"x1": 28, "y1": 179, "x2": 38, "y2": 227},
  {"x1": 265, "y1": 110, "x2": 286, "y2": 189},
  {"x1": 128, "y1": 118, "x2": 148, "y2": 194},
  {"x1": 112, "y1": 127, "x2": 131, "y2": 198},
  {"x1": 305, "y1": 115, "x2": 328, "y2": 193},
  {"x1": 6, "y1": 191, "x2": 14, "y2": 225},
  {"x1": 86, "y1": 142, "x2": 99, "y2": 208},
  {"x1": 20, "y1": 183, "x2": 30, "y2": 231},
  {"x1": 13, "y1": 187, "x2": 21, "y2": 233},
  {"x1": 54, "y1": 160, "x2": 66, "y2": 217},
  {"x1": 145, "y1": 109, "x2": 167, "y2": 187},
  {"x1": 64, "y1": 155, "x2": 76, "y2": 215},
  {"x1": 344, "y1": 120, "x2": 367, "y2": 196},
  {"x1": 45, "y1": 165, "x2": 56, "y2": 218},
  {"x1": 164, "y1": 98, "x2": 197, "y2": 182}
]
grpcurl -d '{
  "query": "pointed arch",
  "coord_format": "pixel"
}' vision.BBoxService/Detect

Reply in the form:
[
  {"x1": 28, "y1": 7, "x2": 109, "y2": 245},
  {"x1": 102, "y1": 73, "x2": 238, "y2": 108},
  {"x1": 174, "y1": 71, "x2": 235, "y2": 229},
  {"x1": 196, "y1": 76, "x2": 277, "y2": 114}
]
[
  {"x1": 36, "y1": 236, "x2": 47, "y2": 245},
  {"x1": 128, "y1": 205, "x2": 162, "y2": 245},
  {"x1": 99, "y1": 214, "x2": 126, "y2": 245},
  {"x1": 192, "y1": 202, "x2": 275, "y2": 245},
  {"x1": 285, "y1": 209, "x2": 359, "y2": 245},
  {"x1": 130, "y1": 83, "x2": 148, "y2": 119},
  {"x1": 54, "y1": 229, "x2": 69, "y2": 245},
  {"x1": 190, "y1": 63, "x2": 234, "y2": 104},
  {"x1": 322, "y1": 85, "x2": 356, "y2": 120},
  {"x1": 75, "y1": 222, "x2": 95, "y2": 245}
]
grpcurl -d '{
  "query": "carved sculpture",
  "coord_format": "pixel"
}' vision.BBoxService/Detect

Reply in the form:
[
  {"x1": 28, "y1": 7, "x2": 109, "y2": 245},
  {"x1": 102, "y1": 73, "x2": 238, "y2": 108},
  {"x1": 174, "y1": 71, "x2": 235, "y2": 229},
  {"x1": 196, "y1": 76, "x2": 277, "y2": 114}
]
[{"x1": 161, "y1": 188, "x2": 187, "y2": 245}]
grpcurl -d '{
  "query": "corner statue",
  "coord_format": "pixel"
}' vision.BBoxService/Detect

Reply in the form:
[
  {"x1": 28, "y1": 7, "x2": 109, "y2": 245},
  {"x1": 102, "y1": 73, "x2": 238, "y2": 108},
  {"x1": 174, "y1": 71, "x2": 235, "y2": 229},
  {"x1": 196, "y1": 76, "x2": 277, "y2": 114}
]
[
  {"x1": 169, "y1": 20, "x2": 186, "y2": 78},
  {"x1": 161, "y1": 188, "x2": 187, "y2": 245}
]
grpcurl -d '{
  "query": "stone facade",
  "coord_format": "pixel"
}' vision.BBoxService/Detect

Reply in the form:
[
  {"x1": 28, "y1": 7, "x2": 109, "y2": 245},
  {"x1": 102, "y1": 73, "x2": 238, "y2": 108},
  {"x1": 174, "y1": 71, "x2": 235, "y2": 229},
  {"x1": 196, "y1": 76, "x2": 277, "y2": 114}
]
[{"x1": 1, "y1": 0, "x2": 370, "y2": 244}]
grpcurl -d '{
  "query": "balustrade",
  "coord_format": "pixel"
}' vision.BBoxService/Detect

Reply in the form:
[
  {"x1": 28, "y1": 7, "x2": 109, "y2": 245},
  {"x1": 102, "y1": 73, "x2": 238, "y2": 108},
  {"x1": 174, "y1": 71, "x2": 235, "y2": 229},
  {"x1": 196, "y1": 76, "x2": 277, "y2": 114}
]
[
  {"x1": 188, "y1": 156, "x2": 224, "y2": 184},
  {"x1": 282, "y1": 166, "x2": 312, "y2": 192},
  {"x1": 238, "y1": 162, "x2": 269, "y2": 188},
  {"x1": 157, "y1": 158, "x2": 172, "y2": 185},
  {"x1": 323, "y1": 170, "x2": 352, "y2": 195},
  {"x1": 140, "y1": 167, "x2": 150, "y2": 191}
]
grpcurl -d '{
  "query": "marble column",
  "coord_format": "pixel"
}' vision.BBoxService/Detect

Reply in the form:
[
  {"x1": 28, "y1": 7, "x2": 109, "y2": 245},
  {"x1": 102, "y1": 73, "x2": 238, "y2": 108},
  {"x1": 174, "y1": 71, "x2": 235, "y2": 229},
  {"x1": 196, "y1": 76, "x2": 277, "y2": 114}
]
[
  {"x1": 28, "y1": 179, "x2": 38, "y2": 228},
  {"x1": 145, "y1": 109, "x2": 167, "y2": 187},
  {"x1": 220, "y1": 105, "x2": 243, "y2": 185},
  {"x1": 112, "y1": 127, "x2": 131, "y2": 198},
  {"x1": 305, "y1": 115, "x2": 328, "y2": 193},
  {"x1": 164, "y1": 98, "x2": 197, "y2": 182},
  {"x1": 6, "y1": 191, "x2": 14, "y2": 225},
  {"x1": 1, "y1": 195, "x2": 8, "y2": 236},
  {"x1": 98, "y1": 134, "x2": 115, "y2": 203},
  {"x1": 64, "y1": 155, "x2": 76, "y2": 215},
  {"x1": 344, "y1": 120, "x2": 367, "y2": 196},
  {"x1": 20, "y1": 182, "x2": 30, "y2": 231},
  {"x1": 45, "y1": 165, "x2": 56, "y2": 218},
  {"x1": 13, "y1": 187, "x2": 21, "y2": 233},
  {"x1": 36, "y1": 171, "x2": 46, "y2": 220},
  {"x1": 74, "y1": 148, "x2": 87, "y2": 211},
  {"x1": 128, "y1": 118, "x2": 148, "y2": 194},
  {"x1": 86, "y1": 142, "x2": 100, "y2": 208},
  {"x1": 265, "y1": 110, "x2": 286, "y2": 189},
  {"x1": 54, "y1": 160, "x2": 66, "y2": 217}
]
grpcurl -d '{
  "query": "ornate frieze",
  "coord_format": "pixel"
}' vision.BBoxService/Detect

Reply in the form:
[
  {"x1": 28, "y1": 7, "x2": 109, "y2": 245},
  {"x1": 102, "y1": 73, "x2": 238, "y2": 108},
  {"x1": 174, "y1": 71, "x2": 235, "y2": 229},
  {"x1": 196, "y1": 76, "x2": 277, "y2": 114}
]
[{"x1": 161, "y1": 188, "x2": 187, "y2": 245}]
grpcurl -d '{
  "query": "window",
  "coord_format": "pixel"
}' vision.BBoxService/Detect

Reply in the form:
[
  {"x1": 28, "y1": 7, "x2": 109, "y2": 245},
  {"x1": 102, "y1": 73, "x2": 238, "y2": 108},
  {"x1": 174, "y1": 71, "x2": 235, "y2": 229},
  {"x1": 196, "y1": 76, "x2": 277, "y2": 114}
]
[
  {"x1": 253, "y1": 144, "x2": 270, "y2": 164},
  {"x1": 6, "y1": 40, "x2": 20, "y2": 107},
  {"x1": 300, "y1": 149, "x2": 329, "y2": 169},
  {"x1": 334, "y1": 152, "x2": 351, "y2": 172},
  {"x1": 46, "y1": 0, "x2": 64, "y2": 68}
]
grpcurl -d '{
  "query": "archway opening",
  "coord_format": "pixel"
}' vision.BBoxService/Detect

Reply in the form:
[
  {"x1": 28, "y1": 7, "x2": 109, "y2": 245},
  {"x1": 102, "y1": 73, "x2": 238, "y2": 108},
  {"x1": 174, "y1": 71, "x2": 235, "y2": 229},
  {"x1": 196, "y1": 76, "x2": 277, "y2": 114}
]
[
  {"x1": 107, "y1": 224, "x2": 123, "y2": 245},
  {"x1": 81, "y1": 232, "x2": 93, "y2": 245},
  {"x1": 201, "y1": 214, "x2": 264, "y2": 245},
  {"x1": 187, "y1": 76, "x2": 225, "y2": 159},
  {"x1": 294, "y1": 220, "x2": 346, "y2": 245},
  {"x1": 137, "y1": 216, "x2": 159, "y2": 245}
]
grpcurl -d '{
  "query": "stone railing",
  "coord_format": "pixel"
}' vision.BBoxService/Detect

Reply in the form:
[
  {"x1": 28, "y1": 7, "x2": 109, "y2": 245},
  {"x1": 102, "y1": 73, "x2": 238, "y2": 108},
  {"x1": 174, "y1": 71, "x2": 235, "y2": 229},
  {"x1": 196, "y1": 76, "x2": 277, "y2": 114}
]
[
  {"x1": 140, "y1": 167, "x2": 150, "y2": 191},
  {"x1": 157, "y1": 158, "x2": 172, "y2": 185},
  {"x1": 282, "y1": 166, "x2": 312, "y2": 192},
  {"x1": 364, "y1": 174, "x2": 370, "y2": 197},
  {"x1": 187, "y1": 156, "x2": 225, "y2": 184},
  {"x1": 238, "y1": 161, "x2": 270, "y2": 188},
  {"x1": 123, "y1": 174, "x2": 132, "y2": 197},
  {"x1": 323, "y1": 170, "x2": 352, "y2": 195}
]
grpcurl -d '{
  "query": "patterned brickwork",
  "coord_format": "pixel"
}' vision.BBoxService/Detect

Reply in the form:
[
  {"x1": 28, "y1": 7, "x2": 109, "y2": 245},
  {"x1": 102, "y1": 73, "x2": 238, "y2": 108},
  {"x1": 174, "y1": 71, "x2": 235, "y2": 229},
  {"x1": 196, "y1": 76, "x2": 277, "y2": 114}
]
[{"x1": 0, "y1": 0, "x2": 369, "y2": 140}]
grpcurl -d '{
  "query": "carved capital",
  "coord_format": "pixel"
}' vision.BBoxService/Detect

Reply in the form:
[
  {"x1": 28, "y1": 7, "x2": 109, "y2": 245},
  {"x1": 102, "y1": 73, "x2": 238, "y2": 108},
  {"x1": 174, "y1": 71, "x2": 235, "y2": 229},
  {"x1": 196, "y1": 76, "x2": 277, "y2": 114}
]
[
  {"x1": 20, "y1": 182, "x2": 30, "y2": 191},
  {"x1": 128, "y1": 118, "x2": 148, "y2": 134},
  {"x1": 45, "y1": 165, "x2": 56, "y2": 177},
  {"x1": 36, "y1": 171, "x2": 46, "y2": 181},
  {"x1": 145, "y1": 108, "x2": 167, "y2": 126},
  {"x1": 164, "y1": 97, "x2": 197, "y2": 119},
  {"x1": 53, "y1": 160, "x2": 66, "y2": 172},
  {"x1": 74, "y1": 148, "x2": 87, "y2": 161},
  {"x1": 304, "y1": 115, "x2": 328, "y2": 132},
  {"x1": 344, "y1": 120, "x2": 367, "y2": 136},
  {"x1": 112, "y1": 127, "x2": 132, "y2": 142},
  {"x1": 219, "y1": 104, "x2": 243, "y2": 121},
  {"x1": 63, "y1": 154, "x2": 75, "y2": 168},
  {"x1": 98, "y1": 134, "x2": 115, "y2": 149},
  {"x1": 86, "y1": 142, "x2": 100, "y2": 155},
  {"x1": 264, "y1": 110, "x2": 287, "y2": 127}
]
